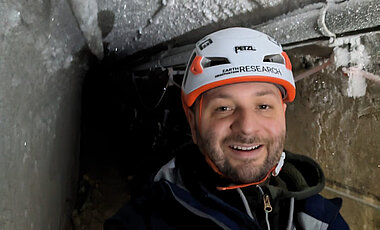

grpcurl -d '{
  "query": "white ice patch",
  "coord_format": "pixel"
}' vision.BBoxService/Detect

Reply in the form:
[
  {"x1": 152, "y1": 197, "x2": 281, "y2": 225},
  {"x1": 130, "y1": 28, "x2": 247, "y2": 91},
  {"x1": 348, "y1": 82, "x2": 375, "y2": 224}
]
[
  {"x1": 343, "y1": 67, "x2": 367, "y2": 98},
  {"x1": 333, "y1": 36, "x2": 370, "y2": 98}
]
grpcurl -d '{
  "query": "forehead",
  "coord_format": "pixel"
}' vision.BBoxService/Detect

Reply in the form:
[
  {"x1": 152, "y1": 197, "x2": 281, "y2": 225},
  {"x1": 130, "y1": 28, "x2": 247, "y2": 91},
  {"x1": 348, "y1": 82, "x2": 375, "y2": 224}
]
[{"x1": 203, "y1": 82, "x2": 281, "y2": 99}]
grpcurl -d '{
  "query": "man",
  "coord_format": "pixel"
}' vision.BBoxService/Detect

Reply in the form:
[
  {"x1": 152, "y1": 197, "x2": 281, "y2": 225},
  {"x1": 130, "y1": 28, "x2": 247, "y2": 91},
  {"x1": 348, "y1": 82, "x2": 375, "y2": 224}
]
[{"x1": 104, "y1": 27, "x2": 349, "y2": 230}]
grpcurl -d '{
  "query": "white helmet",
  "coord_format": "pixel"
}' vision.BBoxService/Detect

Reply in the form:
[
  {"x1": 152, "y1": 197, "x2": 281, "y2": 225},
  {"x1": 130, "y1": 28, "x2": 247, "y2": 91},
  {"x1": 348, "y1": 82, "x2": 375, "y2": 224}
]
[{"x1": 181, "y1": 27, "x2": 295, "y2": 108}]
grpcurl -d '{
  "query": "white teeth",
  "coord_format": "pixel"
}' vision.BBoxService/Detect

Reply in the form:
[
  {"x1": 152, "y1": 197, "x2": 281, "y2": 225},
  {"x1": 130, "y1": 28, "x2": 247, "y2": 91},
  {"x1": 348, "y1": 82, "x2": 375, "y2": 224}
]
[{"x1": 231, "y1": 145, "x2": 260, "y2": 151}]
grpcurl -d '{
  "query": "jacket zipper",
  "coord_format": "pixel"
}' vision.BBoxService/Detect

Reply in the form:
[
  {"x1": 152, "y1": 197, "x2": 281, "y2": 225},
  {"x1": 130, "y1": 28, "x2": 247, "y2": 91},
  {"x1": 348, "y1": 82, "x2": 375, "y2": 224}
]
[
  {"x1": 263, "y1": 194, "x2": 273, "y2": 213},
  {"x1": 257, "y1": 186, "x2": 272, "y2": 230}
]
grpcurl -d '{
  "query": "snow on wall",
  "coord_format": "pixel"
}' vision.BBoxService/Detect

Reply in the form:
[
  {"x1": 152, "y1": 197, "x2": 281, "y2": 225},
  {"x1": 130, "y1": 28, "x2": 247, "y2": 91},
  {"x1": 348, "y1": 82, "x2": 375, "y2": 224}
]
[{"x1": 333, "y1": 36, "x2": 370, "y2": 98}]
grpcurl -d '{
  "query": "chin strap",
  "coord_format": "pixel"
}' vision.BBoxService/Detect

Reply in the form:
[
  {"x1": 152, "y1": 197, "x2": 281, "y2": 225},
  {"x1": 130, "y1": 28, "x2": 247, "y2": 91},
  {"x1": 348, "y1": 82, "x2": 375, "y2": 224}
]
[
  {"x1": 216, "y1": 152, "x2": 286, "y2": 191},
  {"x1": 272, "y1": 151, "x2": 286, "y2": 177}
]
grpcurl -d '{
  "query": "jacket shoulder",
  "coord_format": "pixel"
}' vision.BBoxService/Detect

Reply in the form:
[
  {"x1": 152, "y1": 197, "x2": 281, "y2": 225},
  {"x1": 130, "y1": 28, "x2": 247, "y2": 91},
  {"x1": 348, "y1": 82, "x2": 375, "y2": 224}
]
[{"x1": 297, "y1": 194, "x2": 350, "y2": 230}]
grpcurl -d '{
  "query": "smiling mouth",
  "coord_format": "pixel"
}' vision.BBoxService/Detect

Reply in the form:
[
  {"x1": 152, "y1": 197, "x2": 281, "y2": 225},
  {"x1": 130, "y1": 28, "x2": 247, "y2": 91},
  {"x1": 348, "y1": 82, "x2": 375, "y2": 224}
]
[{"x1": 229, "y1": 145, "x2": 262, "y2": 151}]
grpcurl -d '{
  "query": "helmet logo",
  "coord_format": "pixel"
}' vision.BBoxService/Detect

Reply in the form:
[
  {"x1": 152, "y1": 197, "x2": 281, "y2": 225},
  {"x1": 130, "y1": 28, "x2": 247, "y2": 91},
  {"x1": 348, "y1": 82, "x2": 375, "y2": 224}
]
[
  {"x1": 234, "y1": 45, "x2": 256, "y2": 53},
  {"x1": 215, "y1": 65, "x2": 282, "y2": 78},
  {"x1": 198, "y1": 38, "x2": 213, "y2": 50}
]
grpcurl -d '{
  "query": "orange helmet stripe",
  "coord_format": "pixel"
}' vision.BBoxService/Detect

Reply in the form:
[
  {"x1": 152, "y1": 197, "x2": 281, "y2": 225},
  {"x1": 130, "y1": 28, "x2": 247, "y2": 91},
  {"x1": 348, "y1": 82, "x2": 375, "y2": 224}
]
[{"x1": 183, "y1": 76, "x2": 296, "y2": 107}]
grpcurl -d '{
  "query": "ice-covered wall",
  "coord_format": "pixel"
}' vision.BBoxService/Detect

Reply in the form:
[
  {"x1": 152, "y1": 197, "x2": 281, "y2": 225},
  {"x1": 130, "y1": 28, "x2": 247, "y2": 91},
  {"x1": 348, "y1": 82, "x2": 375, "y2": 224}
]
[
  {"x1": 0, "y1": 0, "x2": 89, "y2": 229},
  {"x1": 96, "y1": 0, "x2": 322, "y2": 56},
  {"x1": 285, "y1": 32, "x2": 380, "y2": 229}
]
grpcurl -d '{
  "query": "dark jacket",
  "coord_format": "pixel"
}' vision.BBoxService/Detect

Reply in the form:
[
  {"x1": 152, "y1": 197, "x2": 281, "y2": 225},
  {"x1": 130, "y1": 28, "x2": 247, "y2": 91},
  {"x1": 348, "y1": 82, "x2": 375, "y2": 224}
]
[{"x1": 104, "y1": 145, "x2": 349, "y2": 230}]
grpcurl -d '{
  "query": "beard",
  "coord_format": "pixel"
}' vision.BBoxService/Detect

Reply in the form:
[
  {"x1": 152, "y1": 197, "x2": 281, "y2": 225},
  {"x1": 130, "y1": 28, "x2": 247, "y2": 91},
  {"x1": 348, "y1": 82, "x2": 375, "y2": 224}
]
[{"x1": 196, "y1": 129, "x2": 286, "y2": 184}]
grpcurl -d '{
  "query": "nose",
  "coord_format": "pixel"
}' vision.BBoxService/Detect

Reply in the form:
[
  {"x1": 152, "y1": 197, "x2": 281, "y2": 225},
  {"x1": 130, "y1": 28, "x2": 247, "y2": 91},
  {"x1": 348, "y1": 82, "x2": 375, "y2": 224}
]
[{"x1": 230, "y1": 109, "x2": 260, "y2": 136}]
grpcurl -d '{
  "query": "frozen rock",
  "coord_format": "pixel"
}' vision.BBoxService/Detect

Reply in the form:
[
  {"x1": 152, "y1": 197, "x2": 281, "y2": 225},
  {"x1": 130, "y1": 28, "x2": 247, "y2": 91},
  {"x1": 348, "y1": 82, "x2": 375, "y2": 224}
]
[{"x1": 69, "y1": 0, "x2": 104, "y2": 59}]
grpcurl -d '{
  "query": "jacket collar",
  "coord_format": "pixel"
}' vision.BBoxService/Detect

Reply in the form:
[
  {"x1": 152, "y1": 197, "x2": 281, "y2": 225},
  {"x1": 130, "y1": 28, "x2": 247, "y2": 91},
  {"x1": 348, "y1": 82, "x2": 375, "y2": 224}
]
[{"x1": 154, "y1": 144, "x2": 325, "y2": 201}]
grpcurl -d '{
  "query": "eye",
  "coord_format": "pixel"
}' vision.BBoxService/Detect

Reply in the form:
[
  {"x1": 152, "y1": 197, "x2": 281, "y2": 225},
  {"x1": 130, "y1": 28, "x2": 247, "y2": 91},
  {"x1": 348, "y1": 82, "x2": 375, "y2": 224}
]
[
  {"x1": 216, "y1": 106, "x2": 232, "y2": 112},
  {"x1": 258, "y1": 104, "x2": 270, "y2": 110}
]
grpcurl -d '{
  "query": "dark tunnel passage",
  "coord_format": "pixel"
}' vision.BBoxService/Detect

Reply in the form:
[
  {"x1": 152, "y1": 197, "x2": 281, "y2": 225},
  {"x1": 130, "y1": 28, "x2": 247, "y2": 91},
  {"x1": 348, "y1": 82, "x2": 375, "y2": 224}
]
[
  {"x1": 1, "y1": 1, "x2": 379, "y2": 229},
  {"x1": 73, "y1": 53, "x2": 191, "y2": 229}
]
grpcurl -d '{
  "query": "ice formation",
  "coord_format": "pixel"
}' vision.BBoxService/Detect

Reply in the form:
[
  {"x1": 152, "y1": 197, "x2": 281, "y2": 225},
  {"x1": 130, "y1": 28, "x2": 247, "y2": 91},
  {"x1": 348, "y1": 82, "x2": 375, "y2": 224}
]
[{"x1": 333, "y1": 36, "x2": 370, "y2": 98}]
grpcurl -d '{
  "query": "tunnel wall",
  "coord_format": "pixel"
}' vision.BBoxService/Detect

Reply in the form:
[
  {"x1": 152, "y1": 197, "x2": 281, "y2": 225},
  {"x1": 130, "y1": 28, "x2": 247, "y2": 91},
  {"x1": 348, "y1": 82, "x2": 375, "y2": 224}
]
[
  {"x1": 285, "y1": 32, "x2": 380, "y2": 229},
  {"x1": 0, "y1": 1, "x2": 89, "y2": 229}
]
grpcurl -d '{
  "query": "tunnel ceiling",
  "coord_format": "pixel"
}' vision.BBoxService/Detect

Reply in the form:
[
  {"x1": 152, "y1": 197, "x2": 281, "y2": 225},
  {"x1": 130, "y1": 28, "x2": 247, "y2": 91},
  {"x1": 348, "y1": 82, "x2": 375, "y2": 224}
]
[
  {"x1": 67, "y1": 0, "x2": 380, "y2": 60},
  {"x1": 91, "y1": 0, "x2": 325, "y2": 57}
]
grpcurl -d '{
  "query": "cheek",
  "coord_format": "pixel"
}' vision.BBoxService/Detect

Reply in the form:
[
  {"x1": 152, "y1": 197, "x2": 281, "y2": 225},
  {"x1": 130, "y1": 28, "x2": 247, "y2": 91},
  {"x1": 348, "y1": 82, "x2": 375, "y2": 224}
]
[
  {"x1": 200, "y1": 117, "x2": 229, "y2": 140},
  {"x1": 261, "y1": 116, "x2": 286, "y2": 136}
]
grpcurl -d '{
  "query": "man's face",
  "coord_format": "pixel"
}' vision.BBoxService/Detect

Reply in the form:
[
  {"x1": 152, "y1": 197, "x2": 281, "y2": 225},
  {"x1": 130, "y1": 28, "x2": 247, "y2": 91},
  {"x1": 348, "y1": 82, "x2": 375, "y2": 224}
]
[{"x1": 188, "y1": 82, "x2": 287, "y2": 184}]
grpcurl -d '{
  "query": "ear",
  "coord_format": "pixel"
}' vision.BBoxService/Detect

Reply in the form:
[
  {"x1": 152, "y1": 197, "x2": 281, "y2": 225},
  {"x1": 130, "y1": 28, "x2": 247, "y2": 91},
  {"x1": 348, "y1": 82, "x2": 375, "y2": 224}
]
[
  {"x1": 187, "y1": 108, "x2": 198, "y2": 144},
  {"x1": 282, "y1": 102, "x2": 287, "y2": 113}
]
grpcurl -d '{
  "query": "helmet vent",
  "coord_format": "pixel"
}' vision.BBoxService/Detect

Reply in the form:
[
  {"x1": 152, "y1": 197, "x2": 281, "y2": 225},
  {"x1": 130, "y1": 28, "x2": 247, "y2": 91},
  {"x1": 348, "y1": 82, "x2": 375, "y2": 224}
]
[
  {"x1": 263, "y1": 54, "x2": 284, "y2": 65},
  {"x1": 202, "y1": 57, "x2": 230, "y2": 68}
]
